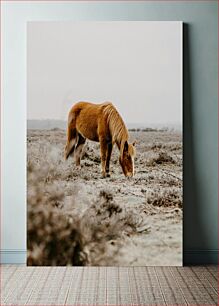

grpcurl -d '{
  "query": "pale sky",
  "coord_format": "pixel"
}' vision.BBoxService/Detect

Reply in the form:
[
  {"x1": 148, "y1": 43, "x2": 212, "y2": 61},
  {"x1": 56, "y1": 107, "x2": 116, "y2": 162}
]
[{"x1": 27, "y1": 21, "x2": 182, "y2": 126}]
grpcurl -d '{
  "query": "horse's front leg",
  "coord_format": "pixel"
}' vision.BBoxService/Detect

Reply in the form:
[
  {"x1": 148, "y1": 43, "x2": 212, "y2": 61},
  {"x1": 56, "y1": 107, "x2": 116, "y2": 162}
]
[
  {"x1": 106, "y1": 143, "x2": 113, "y2": 177},
  {"x1": 100, "y1": 139, "x2": 107, "y2": 178}
]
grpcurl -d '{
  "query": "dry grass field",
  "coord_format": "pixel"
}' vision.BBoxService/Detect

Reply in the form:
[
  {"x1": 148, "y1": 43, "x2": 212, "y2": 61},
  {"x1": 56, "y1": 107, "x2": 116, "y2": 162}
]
[{"x1": 27, "y1": 129, "x2": 182, "y2": 266}]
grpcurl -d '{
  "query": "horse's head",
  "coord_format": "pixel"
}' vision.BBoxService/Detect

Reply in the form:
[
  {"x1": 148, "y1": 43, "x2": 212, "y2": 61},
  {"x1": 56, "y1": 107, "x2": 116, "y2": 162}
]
[{"x1": 119, "y1": 141, "x2": 136, "y2": 177}]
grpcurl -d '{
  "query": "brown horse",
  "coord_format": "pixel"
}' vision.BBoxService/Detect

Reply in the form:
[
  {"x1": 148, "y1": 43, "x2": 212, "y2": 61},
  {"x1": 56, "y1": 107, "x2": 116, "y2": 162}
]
[{"x1": 64, "y1": 101, "x2": 136, "y2": 177}]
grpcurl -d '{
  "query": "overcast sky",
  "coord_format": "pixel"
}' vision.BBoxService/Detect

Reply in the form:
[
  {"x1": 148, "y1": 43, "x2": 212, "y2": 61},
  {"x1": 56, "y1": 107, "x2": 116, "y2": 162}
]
[{"x1": 27, "y1": 21, "x2": 182, "y2": 126}]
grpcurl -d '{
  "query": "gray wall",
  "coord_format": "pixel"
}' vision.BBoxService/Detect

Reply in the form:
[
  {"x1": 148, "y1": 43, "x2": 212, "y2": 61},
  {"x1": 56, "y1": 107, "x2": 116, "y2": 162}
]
[{"x1": 1, "y1": 1, "x2": 218, "y2": 264}]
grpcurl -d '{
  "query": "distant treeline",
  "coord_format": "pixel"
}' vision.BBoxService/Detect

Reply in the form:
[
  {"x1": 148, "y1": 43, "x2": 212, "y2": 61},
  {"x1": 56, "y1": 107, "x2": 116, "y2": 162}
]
[
  {"x1": 27, "y1": 120, "x2": 179, "y2": 132},
  {"x1": 128, "y1": 127, "x2": 169, "y2": 132}
]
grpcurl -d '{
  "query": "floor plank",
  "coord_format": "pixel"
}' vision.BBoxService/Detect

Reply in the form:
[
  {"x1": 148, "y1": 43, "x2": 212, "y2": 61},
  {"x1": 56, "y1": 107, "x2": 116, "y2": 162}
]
[{"x1": 1, "y1": 265, "x2": 218, "y2": 305}]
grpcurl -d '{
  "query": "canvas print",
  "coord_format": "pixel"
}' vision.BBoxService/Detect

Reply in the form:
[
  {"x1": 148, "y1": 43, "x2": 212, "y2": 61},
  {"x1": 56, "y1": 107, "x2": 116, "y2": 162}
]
[{"x1": 27, "y1": 21, "x2": 182, "y2": 266}]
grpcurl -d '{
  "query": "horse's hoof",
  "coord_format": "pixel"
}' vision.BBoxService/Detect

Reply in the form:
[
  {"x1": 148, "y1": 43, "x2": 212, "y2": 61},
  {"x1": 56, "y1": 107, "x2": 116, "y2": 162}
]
[
  {"x1": 101, "y1": 172, "x2": 106, "y2": 178},
  {"x1": 75, "y1": 165, "x2": 82, "y2": 171}
]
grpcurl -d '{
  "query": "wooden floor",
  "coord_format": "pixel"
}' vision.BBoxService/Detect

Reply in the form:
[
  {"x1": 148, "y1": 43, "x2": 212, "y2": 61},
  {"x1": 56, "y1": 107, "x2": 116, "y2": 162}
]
[{"x1": 1, "y1": 265, "x2": 218, "y2": 305}]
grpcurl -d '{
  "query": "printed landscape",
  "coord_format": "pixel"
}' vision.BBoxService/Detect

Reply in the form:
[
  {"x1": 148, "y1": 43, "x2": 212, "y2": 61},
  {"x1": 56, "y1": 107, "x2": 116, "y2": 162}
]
[{"x1": 27, "y1": 128, "x2": 182, "y2": 266}]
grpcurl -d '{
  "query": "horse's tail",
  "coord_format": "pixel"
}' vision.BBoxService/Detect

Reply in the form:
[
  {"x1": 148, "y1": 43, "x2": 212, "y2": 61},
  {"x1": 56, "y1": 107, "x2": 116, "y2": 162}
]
[{"x1": 64, "y1": 111, "x2": 78, "y2": 160}]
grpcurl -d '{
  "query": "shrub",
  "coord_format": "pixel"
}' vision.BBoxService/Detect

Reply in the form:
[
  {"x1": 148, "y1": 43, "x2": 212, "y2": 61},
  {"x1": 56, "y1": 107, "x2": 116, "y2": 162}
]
[
  {"x1": 27, "y1": 163, "x2": 138, "y2": 266},
  {"x1": 146, "y1": 151, "x2": 176, "y2": 166},
  {"x1": 145, "y1": 187, "x2": 182, "y2": 208}
]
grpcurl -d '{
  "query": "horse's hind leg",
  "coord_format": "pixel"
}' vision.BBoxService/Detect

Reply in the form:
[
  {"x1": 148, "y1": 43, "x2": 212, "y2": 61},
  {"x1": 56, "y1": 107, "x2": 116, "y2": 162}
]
[{"x1": 74, "y1": 134, "x2": 86, "y2": 166}]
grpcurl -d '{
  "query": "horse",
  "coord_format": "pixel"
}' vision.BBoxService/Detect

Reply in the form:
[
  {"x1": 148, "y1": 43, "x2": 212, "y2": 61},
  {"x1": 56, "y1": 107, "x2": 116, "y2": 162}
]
[{"x1": 64, "y1": 101, "x2": 136, "y2": 178}]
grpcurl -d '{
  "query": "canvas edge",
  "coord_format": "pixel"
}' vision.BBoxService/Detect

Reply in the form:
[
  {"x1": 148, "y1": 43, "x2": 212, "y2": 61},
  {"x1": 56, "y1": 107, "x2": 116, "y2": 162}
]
[{"x1": 1, "y1": 250, "x2": 217, "y2": 265}]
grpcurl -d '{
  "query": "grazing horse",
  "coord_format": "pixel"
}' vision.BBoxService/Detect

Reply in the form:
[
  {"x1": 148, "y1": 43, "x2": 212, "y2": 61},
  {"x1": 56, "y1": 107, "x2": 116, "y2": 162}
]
[{"x1": 64, "y1": 101, "x2": 136, "y2": 178}]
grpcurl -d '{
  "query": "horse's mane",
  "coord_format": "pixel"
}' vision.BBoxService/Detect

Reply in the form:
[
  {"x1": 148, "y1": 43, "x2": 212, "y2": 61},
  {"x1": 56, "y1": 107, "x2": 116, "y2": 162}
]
[{"x1": 102, "y1": 103, "x2": 129, "y2": 150}]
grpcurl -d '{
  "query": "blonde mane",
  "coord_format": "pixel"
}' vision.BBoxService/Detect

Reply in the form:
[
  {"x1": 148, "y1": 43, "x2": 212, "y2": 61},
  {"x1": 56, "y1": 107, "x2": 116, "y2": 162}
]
[{"x1": 103, "y1": 103, "x2": 129, "y2": 147}]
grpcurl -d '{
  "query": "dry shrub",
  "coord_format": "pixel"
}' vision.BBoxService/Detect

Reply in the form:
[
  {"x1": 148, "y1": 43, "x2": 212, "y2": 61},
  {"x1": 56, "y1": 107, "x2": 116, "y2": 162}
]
[
  {"x1": 167, "y1": 143, "x2": 182, "y2": 151},
  {"x1": 78, "y1": 190, "x2": 138, "y2": 265},
  {"x1": 151, "y1": 143, "x2": 163, "y2": 151},
  {"x1": 146, "y1": 151, "x2": 176, "y2": 166},
  {"x1": 84, "y1": 151, "x2": 101, "y2": 164},
  {"x1": 27, "y1": 163, "x2": 138, "y2": 266},
  {"x1": 83, "y1": 145, "x2": 101, "y2": 164},
  {"x1": 28, "y1": 204, "x2": 84, "y2": 266},
  {"x1": 145, "y1": 187, "x2": 182, "y2": 208},
  {"x1": 151, "y1": 142, "x2": 182, "y2": 152}
]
